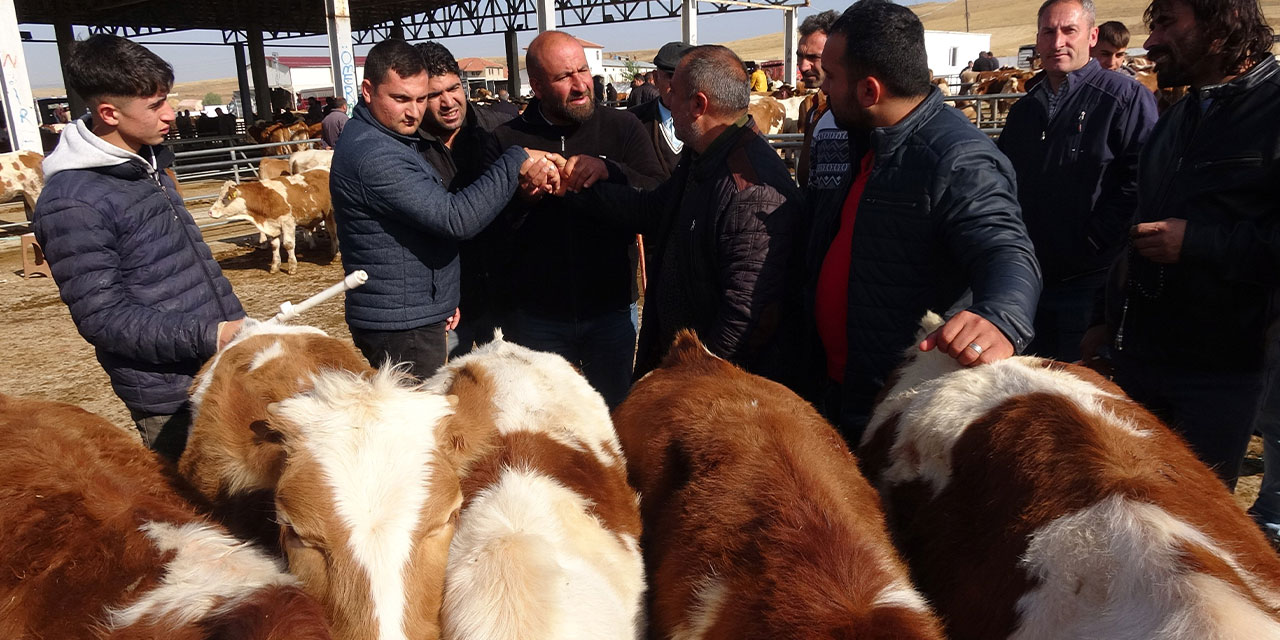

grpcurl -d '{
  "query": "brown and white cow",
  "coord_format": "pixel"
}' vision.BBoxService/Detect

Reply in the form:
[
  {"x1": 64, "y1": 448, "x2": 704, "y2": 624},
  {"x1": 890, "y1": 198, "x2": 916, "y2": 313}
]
[
  {"x1": 613, "y1": 331, "x2": 945, "y2": 639},
  {"x1": 422, "y1": 335, "x2": 646, "y2": 640},
  {"x1": 290, "y1": 148, "x2": 334, "y2": 174},
  {"x1": 0, "y1": 149, "x2": 44, "y2": 218},
  {"x1": 0, "y1": 393, "x2": 331, "y2": 640},
  {"x1": 859, "y1": 312, "x2": 1280, "y2": 639},
  {"x1": 185, "y1": 320, "x2": 464, "y2": 640},
  {"x1": 209, "y1": 169, "x2": 336, "y2": 274},
  {"x1": 259, "y1": 156, "x2": 291, "y2": 180}
]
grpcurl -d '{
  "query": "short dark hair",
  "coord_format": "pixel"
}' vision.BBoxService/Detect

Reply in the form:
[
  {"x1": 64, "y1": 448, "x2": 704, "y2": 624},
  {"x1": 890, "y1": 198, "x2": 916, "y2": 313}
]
[
  {"x1": 414, "y1": 41, "x2": 462, "y2": 79},
  {"x1": 1144, "y1": 0, "x2": 1274, "y2": 74},
  {"x1": 332, "y1": 97, "x2": 347, "y2": 109},
  {"x1": 799, "y1": 10, "x2": 840, "y2": 38},
  {"x1": 65, "y1": 34, "x2": 173, "y2": 105},
  {"x1": 1097, "y1": 20, "x2": 1131, "y2": 49},
  {"x1": 364, "y1": 39, "x2": 426, "y2": 87},
  {"x1": 830, "y1": 0, "x2": 932, "y2": 98},
  {"x1": 679, "y1": 45, "x2": 750, "y2": 116}
]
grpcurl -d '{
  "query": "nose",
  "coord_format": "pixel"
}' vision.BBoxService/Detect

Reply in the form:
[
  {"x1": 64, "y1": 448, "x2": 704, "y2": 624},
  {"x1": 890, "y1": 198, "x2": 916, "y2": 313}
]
[{"x1": 159, "y1": 102, "x2": 175, "y2": 123}]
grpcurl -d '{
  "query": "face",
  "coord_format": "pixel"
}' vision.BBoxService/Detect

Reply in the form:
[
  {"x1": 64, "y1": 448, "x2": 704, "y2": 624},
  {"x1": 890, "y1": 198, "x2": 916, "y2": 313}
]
[
  {"x1": 361, "y1": 69, "x2": 430, "y2": 135},
  {"x1": 667, "y1": 68, "x2": 699, "y2": 146},
  {"x1": 421, "y1": 72, "x2": 468, "y2": 140},
  {"x1": 654, "y1": 69, "x2": 674, "y2": 102},
  {"x1": 1144, "y1": 0, "x2": 1209, "y2": 87},
  {"x1": 820, "y1": 33, "x2": 870, "y2": 132},
  {"x1": 531, "y1": 39, "x2": 595, "y2": 125},
  {"x1": 797, "y1": 30, "x2": 829, "y2": 89},
  {"x1": 1091, "y1": 43, "x2": 1127, "y2": 70},
  {"x1": 101, "y1": 90, "x2": 175, "y2": 150},
  {"x1": 1036, "y1": 1, "x2": 1099, "y2": 78}
]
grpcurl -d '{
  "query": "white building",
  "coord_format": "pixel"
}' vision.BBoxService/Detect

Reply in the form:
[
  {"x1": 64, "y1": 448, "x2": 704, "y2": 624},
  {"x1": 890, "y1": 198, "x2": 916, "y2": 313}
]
[
  {"x1": 243, "y1": 55, "x2": 368, "y2": 97},
  {"x1": 924, "y1": 30, "x2": 992, "y2": 77}
]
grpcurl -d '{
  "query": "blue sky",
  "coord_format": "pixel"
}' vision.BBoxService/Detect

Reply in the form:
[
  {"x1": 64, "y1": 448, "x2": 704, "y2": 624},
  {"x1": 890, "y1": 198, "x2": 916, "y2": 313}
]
[{"x1": 19, "y1": 0, "x2": 919, "y2": 88}]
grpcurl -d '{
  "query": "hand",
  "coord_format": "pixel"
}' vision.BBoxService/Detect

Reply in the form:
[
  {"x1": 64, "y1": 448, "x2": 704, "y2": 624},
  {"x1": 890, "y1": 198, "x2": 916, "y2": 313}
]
[
  {"x1": 1079, "y1": 324, "x2": 1110, "y2": 364},
  {"x1": 1131, "y1": 219, "x2": 1186, "y2": 264},
  {"x1": 445, "y1": 307, "x2": 461, "y2": 332},
  {"x1": 918, "y1": 310, "x2": 1014, "y2": 367},
  {"x1": 561, "y1": 154, "x2": 609, "y2": 193},
  {"x1": 518, "y1": 149, "x2": 566, "y2": 200},
  {"x1": 217, "y1": 318, "x2": 246, "y2": 350}
]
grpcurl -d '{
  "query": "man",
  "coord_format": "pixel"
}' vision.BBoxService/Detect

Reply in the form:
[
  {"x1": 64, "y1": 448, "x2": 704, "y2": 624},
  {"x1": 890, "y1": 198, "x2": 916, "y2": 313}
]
[
  {"x1": 1092, "y1": 20, "x2": 1136, "y2": 74},
  {"x1": 748, "y1": 62, "x2": 770, "y2": 92},
  {"x1": 792, "y1": 9, "x2": 844, "y2": 189},
  {"x1": 581, "y1": 45, "x2": 804, "y2": 383},
  {"x1": 629, "y1": 41, "x2": 693, "y2": 179},
  {"x1": 492, "y1": 88, "x2": 521, "y2": 118},
  {"x1": 808, "y1": 0, "x2": 1041, "y2": 445},
  {"x1": 998, "y1": 0, "x2": 1157, "y2": 362},
  {"x1": 33, "y1": 35, "x2": 245, "y2": 462},
  {"x1": 627, "y1": 73, "x2": 659, "y2": 107},
  {"x1": 412, "y1": 41, "x2": 512, "y2": 359},
  {"x1": 1083, "y1": 0, "x2": 1280, "y2": 488},
  {"x1": 973, "y1": 50, "x2": 1000, "y2": 72},
  {"x1": 320, "y1": 96, "x2": 348, "y2": 148},
  {"x1": 331, "y1": 39, "x2": 561, "y2": 380},
  {"x1": 494, "y1": 31, "x2": 664, "y2": 407}
]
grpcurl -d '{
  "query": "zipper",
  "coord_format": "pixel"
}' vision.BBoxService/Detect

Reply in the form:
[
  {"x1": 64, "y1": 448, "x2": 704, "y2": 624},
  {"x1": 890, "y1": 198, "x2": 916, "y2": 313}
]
[{"x1": 156, "y1": 158, "x2": 228, "y2": 314}]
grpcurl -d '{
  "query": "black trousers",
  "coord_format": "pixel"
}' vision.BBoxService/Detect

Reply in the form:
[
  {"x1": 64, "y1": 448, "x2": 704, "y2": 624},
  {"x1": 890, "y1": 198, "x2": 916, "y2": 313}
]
[
  {"x1": 350, "y1": 320, "x2": 449, "y2": 380},
  {"x1": 129, "y1": 404, "x2": 192, "y2": 463}
]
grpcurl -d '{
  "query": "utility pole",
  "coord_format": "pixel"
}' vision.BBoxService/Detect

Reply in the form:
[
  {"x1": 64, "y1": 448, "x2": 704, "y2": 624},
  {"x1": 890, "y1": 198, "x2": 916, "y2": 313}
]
[{"x1": 965, "y1": 0, "x2": 971, "y2": 32}]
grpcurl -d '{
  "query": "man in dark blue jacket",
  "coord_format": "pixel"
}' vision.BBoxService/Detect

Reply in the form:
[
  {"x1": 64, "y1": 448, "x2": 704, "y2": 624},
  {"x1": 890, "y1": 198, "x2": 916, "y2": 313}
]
[
  {"x1": 807, "y1": 0, "x2": 1041, "y2": 446},
  {"x1": 33, "y1": 35, "x2": 245, "y2": 462},
  {"x1": 998, "y1": 0, "x2": 1157, "y2": 362},
  {"x1": 331, "y1": 39, "x2": 561, "y2": 379}
]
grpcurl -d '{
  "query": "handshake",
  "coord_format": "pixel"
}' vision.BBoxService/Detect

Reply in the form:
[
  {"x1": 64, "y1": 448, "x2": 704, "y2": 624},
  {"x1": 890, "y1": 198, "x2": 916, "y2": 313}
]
[{"x1": 517, "y1": 148, "x2": 610, "y2": 200}]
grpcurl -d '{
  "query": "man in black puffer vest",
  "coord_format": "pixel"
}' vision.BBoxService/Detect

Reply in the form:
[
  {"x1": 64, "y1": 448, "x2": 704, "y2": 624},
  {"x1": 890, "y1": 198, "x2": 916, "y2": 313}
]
[
  {"x1": 805, "y1": 1, "x2": 1041, "y2": 446},
  {"x1": 34, "y1": 35, "x2": 245, "y2": 462}
]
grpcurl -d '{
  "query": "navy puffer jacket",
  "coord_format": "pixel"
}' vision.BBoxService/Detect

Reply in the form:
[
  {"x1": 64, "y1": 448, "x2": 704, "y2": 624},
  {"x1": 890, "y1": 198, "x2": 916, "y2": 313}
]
[{"x1": 33, "y1": 117, "x2": 244, "y2": 415}]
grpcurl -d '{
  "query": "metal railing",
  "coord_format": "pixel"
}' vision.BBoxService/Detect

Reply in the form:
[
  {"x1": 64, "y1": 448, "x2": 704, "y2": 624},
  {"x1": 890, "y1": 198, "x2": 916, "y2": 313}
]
[
  {"x1": 170, "y1": 138, "x2": 323, "y2": 182},
  {"x1": 942, "y1": 92, "x2": 1025, "y2": 135}
]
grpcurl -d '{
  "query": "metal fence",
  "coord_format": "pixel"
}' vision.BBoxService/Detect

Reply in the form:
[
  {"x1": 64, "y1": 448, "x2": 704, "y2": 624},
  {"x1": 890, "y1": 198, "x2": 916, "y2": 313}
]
[{"x1": 170, "y1": 138, "x2": 323, "y2": 183}]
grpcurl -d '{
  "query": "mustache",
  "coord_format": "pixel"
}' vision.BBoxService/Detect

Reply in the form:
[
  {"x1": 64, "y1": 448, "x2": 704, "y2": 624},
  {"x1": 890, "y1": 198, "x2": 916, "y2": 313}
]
[{"x1": 1146, "y1": 46, "x2": 1171, "y2": 59}]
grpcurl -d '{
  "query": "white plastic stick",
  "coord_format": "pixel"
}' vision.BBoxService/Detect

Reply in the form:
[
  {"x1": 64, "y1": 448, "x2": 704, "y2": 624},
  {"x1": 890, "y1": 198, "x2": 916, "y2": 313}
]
[{"x1": 268, "y1": 270, "x2": 368, "y2": 324}]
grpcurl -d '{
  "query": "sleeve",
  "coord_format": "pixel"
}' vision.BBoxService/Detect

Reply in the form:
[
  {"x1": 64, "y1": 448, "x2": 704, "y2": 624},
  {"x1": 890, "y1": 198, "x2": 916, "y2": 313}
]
[
  {"x1": 360, "y1": 145, "x2": 529, "y2": 240},
  {"x1": 601, "y1": 113, "x2": 665, "y2": 190},
  {"x1": 934, "y1": 142, "x2": 1043, "y2": 352},
  {"x1": 572, "y1": 177, "x2": 680, "y2": 236},
  {"x1": 1083, "y1": 86, "x2": 1159, "y2": 254},
  {"x1": 33, "y1": 198, "x2": 221, "y2": 364},
  {"x1": 1180, "y1": 190, "x2": 1280, "y2": 286},
  {"x1": 706, "y1": 185, "x2": 801, "y2": 362}
]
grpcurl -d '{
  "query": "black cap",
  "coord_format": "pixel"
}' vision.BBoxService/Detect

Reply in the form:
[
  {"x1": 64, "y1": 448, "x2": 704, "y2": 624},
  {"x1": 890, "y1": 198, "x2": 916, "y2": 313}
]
[{"x1": 653, "y1": 41, "x2": 694, "y2": 73}]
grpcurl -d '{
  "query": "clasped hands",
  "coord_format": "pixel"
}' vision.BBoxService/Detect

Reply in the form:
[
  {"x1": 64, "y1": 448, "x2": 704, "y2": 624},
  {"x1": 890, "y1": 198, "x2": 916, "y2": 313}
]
[{"x1": 518, "y1": 149, "x2": 610, "y2": 200}]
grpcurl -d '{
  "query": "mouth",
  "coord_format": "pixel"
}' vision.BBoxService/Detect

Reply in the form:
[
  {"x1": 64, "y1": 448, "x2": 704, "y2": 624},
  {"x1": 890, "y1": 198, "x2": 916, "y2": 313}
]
[{"x1": 568, "y1": 94, "x2": 589, "y2": 105}]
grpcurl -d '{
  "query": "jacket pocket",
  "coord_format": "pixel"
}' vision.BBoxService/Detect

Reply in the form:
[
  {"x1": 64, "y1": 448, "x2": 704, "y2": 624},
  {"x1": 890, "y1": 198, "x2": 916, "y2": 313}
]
[{"x1": 1193, "y1": 154, "x2": 1263, "y2": 170}]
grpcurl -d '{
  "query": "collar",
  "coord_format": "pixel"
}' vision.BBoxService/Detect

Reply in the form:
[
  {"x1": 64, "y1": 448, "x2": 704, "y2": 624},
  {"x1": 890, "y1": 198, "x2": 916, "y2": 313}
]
[
  {"x1": 690, "y1": 115, "x2": 753, "y2": 178},
  {"x1": 657, "y1": 100, "x2": 672, "y2": 122},
  {"x1": 519, "y1": 97, "x2": 585, "y2": 135},
  {"x1": 352, "y1": 99, "x2": 422, "y2": 146},
  {"x1": 865, "y1": 87, "x2": 945, "y2": 159},
  {"x1": 1193, "y1": 53, "x2": 1279, "y2": 101},
  {"x1": 1034, "y1": 58, "x2": 1102, "y2": 98}
]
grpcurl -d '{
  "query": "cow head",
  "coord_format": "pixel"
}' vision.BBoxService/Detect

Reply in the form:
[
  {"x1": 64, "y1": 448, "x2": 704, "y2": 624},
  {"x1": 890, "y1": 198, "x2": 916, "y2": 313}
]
[{"x1": 209, "y1": 180, "x2": 247, "y2": 219}]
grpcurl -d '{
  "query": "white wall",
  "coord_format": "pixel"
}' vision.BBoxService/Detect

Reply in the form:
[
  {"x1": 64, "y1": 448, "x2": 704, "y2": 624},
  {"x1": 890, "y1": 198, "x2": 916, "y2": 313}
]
[
  {"x1": 924, "y1": 30, "x2": 992, "y2": 77},
  {"x1": 584, "y1": 46, "x2": 604, "y2": 77}
]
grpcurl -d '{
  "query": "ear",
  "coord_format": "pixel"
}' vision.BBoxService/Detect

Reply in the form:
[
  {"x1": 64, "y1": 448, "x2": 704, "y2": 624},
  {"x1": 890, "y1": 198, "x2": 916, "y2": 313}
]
[
  {"x1": 360, "y1": 78, "x2": 374, "y2": 104},
  {"x1": 95, "y1": 101, "x2": 121, "y2": 127},
  {"x1": 1088, "y1": 26, "x2": 1099, "y2": 48},
  {"x1": 858, "y1": 76, "x2": 884, "y2": 108},
  {"x1": 691, "y1": 91, "x2": 711, "y2": 119}
]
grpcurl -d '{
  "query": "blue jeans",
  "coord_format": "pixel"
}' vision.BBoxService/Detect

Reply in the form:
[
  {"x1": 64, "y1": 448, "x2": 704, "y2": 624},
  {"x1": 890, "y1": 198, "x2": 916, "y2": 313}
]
[
  {"x1": 1250, "y1": 331, "x2": 1280, "y2": 539},
  {"x1": 1113, "y1": 354, "x2": 1265, "y2": 489},
  {"x1": 508, "y1": 305, "x2": 637, "y2": 408},
  {"x1": 1026, "y1": 273, "x2": 1106, "y2": 363}
]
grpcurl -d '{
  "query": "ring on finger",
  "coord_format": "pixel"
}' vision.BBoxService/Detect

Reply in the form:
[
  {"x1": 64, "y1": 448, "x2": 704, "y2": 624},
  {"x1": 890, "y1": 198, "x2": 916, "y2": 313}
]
[{"x1": 967, "y1": 342, "x2": 983, "y2": 355}]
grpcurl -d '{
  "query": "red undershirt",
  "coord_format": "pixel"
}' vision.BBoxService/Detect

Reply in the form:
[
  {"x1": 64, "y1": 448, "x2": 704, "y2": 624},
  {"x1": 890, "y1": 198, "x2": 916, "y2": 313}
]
[{"x1": 816, "y1": 151, "x2": 875, "y2": 383}]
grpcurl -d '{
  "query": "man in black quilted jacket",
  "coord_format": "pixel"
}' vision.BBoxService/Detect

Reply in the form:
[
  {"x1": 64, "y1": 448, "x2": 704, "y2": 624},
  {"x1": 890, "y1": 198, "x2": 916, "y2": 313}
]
[
  {"x1": 33, "y1": 35, "x2": 245, "y2": 462},
  {"x1": 806, "y1": 1, "x2": 1041, "y2": 446}
]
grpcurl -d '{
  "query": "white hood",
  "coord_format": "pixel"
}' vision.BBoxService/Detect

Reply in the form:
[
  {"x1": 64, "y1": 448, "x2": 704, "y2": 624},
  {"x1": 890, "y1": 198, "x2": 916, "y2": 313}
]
[{"x1": 43, "y1": 114, "x2": 159, "y2": 181}]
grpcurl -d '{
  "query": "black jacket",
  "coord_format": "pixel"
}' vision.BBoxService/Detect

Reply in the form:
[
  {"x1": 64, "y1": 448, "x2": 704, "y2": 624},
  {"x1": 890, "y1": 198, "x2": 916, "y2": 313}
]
[
  {"x1": 580, "y1": 118, "x2": 804, "y2": 382},
  {"x1": 34, "y1": 118, "x2": 244, "y2": 414},
  {"x1": 805, "y1": 88, "x2": 1041, "y2": 434},
  {"x1": 999, "y1": 59, "x2": 1158, "y2": 283},
  {"x1": 494, "y1": 99, "x2": 664, "y2": 320},
  {"x1": 628, "y1": 98, "x2": 683, "y2": 179},
  {"x1": 1105, "y1": 54, "x2": 1280, "y2": 372},
  {"x1": 626, "y1": 83, "x2": 660, "y2": 108}
]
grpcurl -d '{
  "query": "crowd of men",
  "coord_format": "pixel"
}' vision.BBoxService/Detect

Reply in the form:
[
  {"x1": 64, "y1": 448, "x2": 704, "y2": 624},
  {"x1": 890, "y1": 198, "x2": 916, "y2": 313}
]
[{"x1": 29, "y1": 0, "x2": 1280, "y2": 548}]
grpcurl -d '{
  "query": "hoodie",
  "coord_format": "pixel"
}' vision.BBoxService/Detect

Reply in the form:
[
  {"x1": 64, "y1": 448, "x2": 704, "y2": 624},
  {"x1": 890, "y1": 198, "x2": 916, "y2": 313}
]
[{"x1": 33, "y1": 116, "x2": 244, "y2": 415}]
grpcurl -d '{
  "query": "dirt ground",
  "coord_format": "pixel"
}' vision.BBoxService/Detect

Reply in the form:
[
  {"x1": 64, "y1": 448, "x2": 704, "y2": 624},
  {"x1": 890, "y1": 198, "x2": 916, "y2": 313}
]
[{"x1": 0, "y1": 199, "x2": 1265, "y2": 511}]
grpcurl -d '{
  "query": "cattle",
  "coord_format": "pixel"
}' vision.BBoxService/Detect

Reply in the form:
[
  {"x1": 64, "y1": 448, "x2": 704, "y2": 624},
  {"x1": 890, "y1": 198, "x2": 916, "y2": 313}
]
[
  {"x1": 249, "y1": 120, "x2": 313, "y2": 155},
  {"x1": 858, "y1": 312, "x2": 1280, "y2": 639},
  {"x1": 747, "y1": 93, "x2": 804, "y2": 136},
  {"x1": 290, "y1": 148, "x2": 334, "y2": 174},
  {"x1": 421, "y1": 335, "x2": 645, "y2": 640},
  {"x1": 612, "y1": 331, "x2": 945, "y2": 640},
  {"x1": 209, "y1": 169, "x2": 336, "y2": 274},
  {"x1": 259, "y1": 157, "x2": 291, "y2": 180},
  {"x1": 185, "y1": 320, "x2": 468, "y2": 640},
  {"x1": 1130, "y1": 56, "x2": 1188, "y2": 114},
  {"x1": 0, "y1": 149, "x2": 44, "y2": 219},
  {"x1": 0, "y1": 393, "x2": 331, "y2": 640}
]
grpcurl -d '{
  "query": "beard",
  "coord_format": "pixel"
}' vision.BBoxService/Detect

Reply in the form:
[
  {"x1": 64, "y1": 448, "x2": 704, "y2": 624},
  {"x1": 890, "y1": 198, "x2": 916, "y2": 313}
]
[
  {"x1": 545, "y1": 86, "x2": 596, "y2": 124},
  {"x1": 1149, "y1": 32, "x2": 1209, "y2": 88},
  {"x1": 801, "y1": 69, "x2": 823, "y2": 89},
  {"x1": 829, "y1": 100, "x2": 870, "y2": 134}
]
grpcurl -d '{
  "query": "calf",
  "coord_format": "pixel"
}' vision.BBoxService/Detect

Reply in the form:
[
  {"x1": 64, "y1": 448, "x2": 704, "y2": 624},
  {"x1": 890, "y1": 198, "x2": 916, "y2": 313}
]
[
  {"x1": 422, "y1": 336, "x2": 646, "y2": 640},
  {"x1": 0, "y1": 149, "x2": 44, "y2": 218},
  {"x1": 259, "y1": 157, "x2": 291, "y2": 180},
  {"x1": 613, "y1": 331, "x2": 944, "y2": 639},
  {"x1": 209, "y1": 169, "x2": 336, "y2": 274},
  {"x1": 290, "y1": 148, "x2": 334, "y2": 174},
  {"x1": 0, "y1": 393, "x2": 331, "y2": 640},
  {"x1": 859, "y1": 312, "x2": 1280, "y2": 639},
  {"x1": 185, "y1": 321, "x2": 463, "y2": 640}
]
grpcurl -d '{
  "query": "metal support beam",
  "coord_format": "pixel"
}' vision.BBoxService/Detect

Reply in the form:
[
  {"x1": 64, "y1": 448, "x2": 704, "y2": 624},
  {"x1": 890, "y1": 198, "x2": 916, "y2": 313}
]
[
  {"x1": 0, "y1": 0, "x2": 40, "y2": 151},
  {"x1": 388, "y1": 18, "x2": 404, "y2": 41},
  {"x1": 247, "y1": 30, "x2": 273, "y2": 121},
  {"x1": 234, "y1": 43, "x2": 254, "y2": 122},
  {"x1": 504, "y1": 28, "x2": 520, "y2": 97},
  {"x1": 682, "y1": 0, "x2": 697, "y2": 44},
  {"x1": 782, "y1": 8, "x2": 796, "y2": 88},
  {"x1": 325, "y1": 0, "x2": 359, "y2": 110},
  {"x1": 53, "y1": 19, "x2": 86, "y2": 121},
  {"x1": 536, "y1": 0, "x2": 556, "y2": 32}
]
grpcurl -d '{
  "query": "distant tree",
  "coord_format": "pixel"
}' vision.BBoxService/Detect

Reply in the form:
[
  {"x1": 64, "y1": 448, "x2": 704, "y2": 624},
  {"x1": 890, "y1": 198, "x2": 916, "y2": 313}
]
[
  {"x1": 624, "y1": 59, "x2": 640, "y2": 82},
  {"x1": 203, "y1": 92, "x2": 222, "y2": 106}
]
